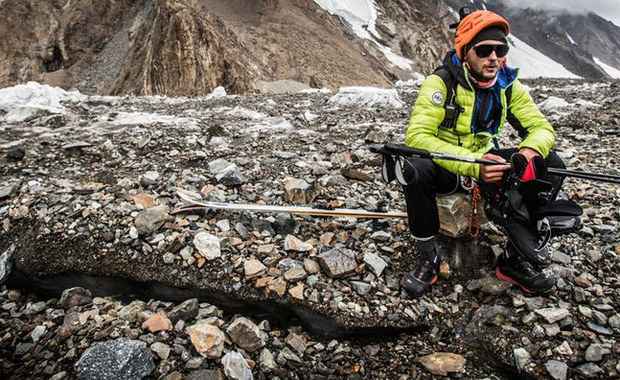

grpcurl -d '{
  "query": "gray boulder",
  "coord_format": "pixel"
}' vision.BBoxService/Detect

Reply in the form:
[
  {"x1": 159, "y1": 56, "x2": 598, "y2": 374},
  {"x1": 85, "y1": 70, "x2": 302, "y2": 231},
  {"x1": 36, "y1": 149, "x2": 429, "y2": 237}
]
[
  {"x1": 59, "y1": 287, "x2": 93, "y2": 308},
  {"x1": 75, "y1": 338, "x2": 155, "y2": 380},
  {"x1": 317, "y1": 247, "x2": 358, "y2": 279},
  {"x1": 0, "y1": 244, "x2": 16, "y2": 285}
]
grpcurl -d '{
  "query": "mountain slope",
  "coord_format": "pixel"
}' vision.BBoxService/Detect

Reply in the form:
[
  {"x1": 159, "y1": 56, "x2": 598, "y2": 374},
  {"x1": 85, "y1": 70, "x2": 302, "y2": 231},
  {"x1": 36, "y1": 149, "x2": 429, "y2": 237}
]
[
  {"x1": 557, "y1": 12, "x2": 620, "y2": 71},
  {"x1": 0, "y1": 0, "x2": 455, "y2": 94},
  {"x1": 493, "y1": 3, "x2": 608, "y2": 79},
  {"x1": 0, "y1": 0, "x2": 145, "y2": 91},
  {"x1": 449, "y1": 0, "x2": 620, "y2": 79},
  {"x1": 109, "y1": 0, "x2": 258, "y2": 96},
  {"x1": 0, "y1": 0, "x2": 619, "y2": 95}
]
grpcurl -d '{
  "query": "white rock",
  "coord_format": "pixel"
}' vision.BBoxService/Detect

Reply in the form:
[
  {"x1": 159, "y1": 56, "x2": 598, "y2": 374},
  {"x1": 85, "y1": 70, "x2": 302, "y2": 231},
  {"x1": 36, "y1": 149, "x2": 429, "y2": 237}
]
[
  {"x1": 363, "y1": 253, "x2": 387, "y2": 277},
  {"x1": 193, "y1": 232, "x2": 221, "y2": 260},
  {"x1": 283, "y1": 235, "x2": 313, "y2": 252},
  {"x1": 259, "y1": 348, "x2": 277, "y2": 371},
  {"x1": 535, "y1": 308, "x2": 570, "y2": 323},
  {"x1": 31, "y1": 325, "x2": 46, "y2": 344},
  {"x1": 188, "y1": 324, "x2": 226, "y2": 358},
  {"x1": 222, "y1": 351, "x2": 253, "y2": 380},
  {"x1": 216, "y1": 219, "x2": 231, "y2": 232},
  {"x1": 513, "y1": 348, "x2": 531, "y2": 372},
  {"x1": 206, "y1": 86, "x2": 227, "y2": 99}
]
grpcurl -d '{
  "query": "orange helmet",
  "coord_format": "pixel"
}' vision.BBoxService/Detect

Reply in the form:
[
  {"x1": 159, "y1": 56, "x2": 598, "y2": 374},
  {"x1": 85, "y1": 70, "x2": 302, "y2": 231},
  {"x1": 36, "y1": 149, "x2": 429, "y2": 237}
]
[{"x1": 455, "y1": 10, "x2": 510, "y2": 60}]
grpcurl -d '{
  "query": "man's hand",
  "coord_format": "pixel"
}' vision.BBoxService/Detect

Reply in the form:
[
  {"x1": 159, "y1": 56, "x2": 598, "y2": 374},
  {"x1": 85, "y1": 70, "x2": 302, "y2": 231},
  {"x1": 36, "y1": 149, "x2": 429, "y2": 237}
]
[
  {"x1": 480, "y1": 153, "x2": 511, "y2": 184},
  {"x1": 519, "y1": 147, "x2": 540, "y2": 162}
]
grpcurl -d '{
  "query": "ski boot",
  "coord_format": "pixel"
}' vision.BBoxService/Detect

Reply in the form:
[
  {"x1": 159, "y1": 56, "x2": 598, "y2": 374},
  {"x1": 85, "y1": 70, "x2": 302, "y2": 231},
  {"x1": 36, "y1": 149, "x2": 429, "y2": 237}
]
[
  {"x1": 503, "y1": 218, "x2": 552, "y2": 269},
  {"x1": 495, "y1": 244, "x2": 556, "y2": 294},
  {"x1": 402, "y1": 238, "x2": 441, "y2": 297}
]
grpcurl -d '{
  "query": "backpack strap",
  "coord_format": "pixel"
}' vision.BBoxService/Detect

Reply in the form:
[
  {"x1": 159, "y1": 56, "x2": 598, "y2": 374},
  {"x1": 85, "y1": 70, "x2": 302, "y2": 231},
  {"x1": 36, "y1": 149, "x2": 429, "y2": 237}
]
[
  {"x1": 433, "y1": 66, "x2": 463, "y2": 146},
  {"x1": 433, "y1": 66, "x2": 454, "y2": 103},
  {"x1": 505, "y1": 83, "x2": 513, "y2": 107}
]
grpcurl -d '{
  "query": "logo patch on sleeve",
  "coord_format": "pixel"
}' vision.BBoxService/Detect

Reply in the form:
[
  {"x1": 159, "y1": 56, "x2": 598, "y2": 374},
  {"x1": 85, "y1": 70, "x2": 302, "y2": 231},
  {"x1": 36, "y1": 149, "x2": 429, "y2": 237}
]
[{"x1": 431, "y1": 91, "x2": 444, "y2": 106}]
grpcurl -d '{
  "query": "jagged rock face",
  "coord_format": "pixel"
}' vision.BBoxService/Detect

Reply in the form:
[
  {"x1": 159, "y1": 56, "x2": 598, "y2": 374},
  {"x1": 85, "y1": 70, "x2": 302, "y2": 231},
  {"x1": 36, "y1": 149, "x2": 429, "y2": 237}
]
[
  {"x1": 0, "y1": 0, "x2": 58, "y2": 87},
  {"x1": 0, "y1": 0, "x2": 258, "y2": 95},
  {"x1": 197, "y1": 0, "x2": 394, "y2": 88},
  {"x1": 557, "y1": 13, "x2": 620, "y2": 70},
  {"x1": 499, "y1": 7, "x2": 608, "y2": 79},
  {"x1": 0, "y1": 0, "x2": 144, "y2": 90},
  {"x1": 111, "y1": 0, "x2": 257, "y2": 96},
  {"x1": 375, "y1": 0, "x2": 453, "y2": 74},
  {"x1": 2, "y1": 0, "x2": 617, "y2": 95},
  {"x1": 0, "y1": 0, "x2": 452, "y2": 94}
]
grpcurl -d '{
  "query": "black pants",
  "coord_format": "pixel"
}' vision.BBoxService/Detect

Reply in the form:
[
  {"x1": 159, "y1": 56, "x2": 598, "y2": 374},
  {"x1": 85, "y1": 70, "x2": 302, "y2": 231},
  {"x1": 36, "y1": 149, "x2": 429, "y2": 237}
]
[{"x1": 402, "y1": 148, "x2": 565, "y2": 238}]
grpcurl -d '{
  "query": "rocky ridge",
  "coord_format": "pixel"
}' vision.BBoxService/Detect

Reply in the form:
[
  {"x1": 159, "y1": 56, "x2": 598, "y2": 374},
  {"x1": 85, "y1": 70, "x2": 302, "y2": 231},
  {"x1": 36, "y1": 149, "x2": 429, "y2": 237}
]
[
  {"x1": 452, "y1": 0, "x2": 620, "y2": 79},
  {"x1": 5, "y1": 0, "x2": 619, "y2": 98},
  {"x1": 1, "y1": 0, "x2": 448, "y2": 95},
  {"x1": 0, "y1": 79, "x2": 619, "y2": 378}
]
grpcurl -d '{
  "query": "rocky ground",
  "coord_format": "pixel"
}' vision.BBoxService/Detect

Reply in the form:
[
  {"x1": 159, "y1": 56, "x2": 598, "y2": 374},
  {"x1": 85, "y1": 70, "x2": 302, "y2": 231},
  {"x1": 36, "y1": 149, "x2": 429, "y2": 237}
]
[{"x1": 0, "y1": 79, "x2": 619, "y2": 379}]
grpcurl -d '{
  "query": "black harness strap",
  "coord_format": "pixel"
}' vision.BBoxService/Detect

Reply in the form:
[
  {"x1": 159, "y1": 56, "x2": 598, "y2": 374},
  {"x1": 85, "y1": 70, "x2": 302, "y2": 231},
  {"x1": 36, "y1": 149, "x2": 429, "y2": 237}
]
[
  {"x1": 433, "y1": 66, "x2": 514, "y2": 148},
  {"x1": 433, "y1": 67, "x2": 461, "y2": 131}
]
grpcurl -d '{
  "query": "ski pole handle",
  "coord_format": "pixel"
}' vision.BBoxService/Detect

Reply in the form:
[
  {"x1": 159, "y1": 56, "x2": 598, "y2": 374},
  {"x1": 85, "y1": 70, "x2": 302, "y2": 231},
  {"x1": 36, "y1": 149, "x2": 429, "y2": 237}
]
[
  {"x1": 371, "y1": 142, "x2": 620, "y2": 184},
  {"x1": 381, "y1": 142, "x2": 501, "y2": 165},
  {"x1": 383, "y1": 142, "x2": 432, "y2": 159}
]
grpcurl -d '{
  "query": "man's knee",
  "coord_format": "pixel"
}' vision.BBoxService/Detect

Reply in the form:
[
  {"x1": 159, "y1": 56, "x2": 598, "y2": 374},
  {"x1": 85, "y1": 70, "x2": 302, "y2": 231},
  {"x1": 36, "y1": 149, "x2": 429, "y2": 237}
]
[
  {"x1": 402, "y1": 157, "x2": 436, "y2": 186},
  {"x1": 545, "y1": 151, "x2": 566, "y2": 169}
]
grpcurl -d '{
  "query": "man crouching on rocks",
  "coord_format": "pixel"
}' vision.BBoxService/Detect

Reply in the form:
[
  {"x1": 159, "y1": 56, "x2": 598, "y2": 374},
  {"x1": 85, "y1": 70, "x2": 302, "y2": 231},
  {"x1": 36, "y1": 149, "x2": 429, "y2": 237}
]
[{"x1": 400, "y1": 8, "x2": 568, "y2": 297}]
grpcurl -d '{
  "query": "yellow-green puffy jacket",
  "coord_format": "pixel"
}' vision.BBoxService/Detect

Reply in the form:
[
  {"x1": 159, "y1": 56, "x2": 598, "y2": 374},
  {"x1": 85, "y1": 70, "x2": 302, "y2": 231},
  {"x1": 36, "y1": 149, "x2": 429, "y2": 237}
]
[{"x1": 405, "y1": 51, "x2": 555, "y2": 179}]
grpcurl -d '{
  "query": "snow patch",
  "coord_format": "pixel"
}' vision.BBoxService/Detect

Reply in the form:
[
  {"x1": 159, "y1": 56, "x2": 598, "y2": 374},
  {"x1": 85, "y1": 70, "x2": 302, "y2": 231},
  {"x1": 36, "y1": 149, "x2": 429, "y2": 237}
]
[
  {"x1": 241, "y1": 118, "x2": 294, "y2": 137},
  {"x1": 395, "y1": 73, "x2": 426, "y2": 88},
  {"x1": 299, "y1": 88, "x2": 332, "y2": 94},
  {"x1": 207, "y1": 86, "x2": 227, "y2": 100},
  {"x1": 4, "y1": 106, "x2": 66, "y2": 123},
  {"x1": 328, "y1": 87, "x2": 405, "y2": 108},
  {"x1": 378, "y1": 46, "x2": 413, "y2": 70},
  {"x1": 313, "y1": 0, "x2": 379, "y2": 40},
  {"x1": 0, "y1": 82, "x2": 85, "y2": 111},
  {"x1": 297, "y1": 129, "x2": 318, "y2": 137},
  {"x1": 303, "y1": 110, "x2": 319, "y2": 122},
  {"x1": 226, "y1": 106, "x2": 267, "y2": 120},
  {"x1": 593, "y1": 57, "x2": 620, "y2": 79},
  {"x1": 506, "y1": 36, "x2": 580, "y2": 79},
  {"x1": 538, "y1": 96, "x2": 571, "y2": 114},
  {"x1": 565, "y1": 33, "x2": 576, "y2": 45},
  {"x1": 107, "y1": 112, "x2": 200, "y2": 129},
  {"x1": 538, "y1": 96, "x2": 600, "y2": 116},
  {"x1": 0, "y1": 82, "x2": 85, "y2": 122},
  {"x1": 574, "y1": 99, "x2": 600, "y2": 108},
  {"x1": 312, "y1": 0, "x2": 412, "y2": 69}
]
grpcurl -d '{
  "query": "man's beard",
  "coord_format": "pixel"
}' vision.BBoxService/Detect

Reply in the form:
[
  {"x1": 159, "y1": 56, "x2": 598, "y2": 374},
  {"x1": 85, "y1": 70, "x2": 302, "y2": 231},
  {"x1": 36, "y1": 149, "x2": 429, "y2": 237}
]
[{"x1": 471, "y1": 66, "x2": 495, "y2": 82}]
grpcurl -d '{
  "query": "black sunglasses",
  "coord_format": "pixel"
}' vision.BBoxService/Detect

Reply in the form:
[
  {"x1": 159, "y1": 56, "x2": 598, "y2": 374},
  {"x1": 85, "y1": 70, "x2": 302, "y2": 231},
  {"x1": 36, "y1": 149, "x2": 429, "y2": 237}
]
[{"x1": 473, "y1": 44, "x2": 509, "y2": 58}]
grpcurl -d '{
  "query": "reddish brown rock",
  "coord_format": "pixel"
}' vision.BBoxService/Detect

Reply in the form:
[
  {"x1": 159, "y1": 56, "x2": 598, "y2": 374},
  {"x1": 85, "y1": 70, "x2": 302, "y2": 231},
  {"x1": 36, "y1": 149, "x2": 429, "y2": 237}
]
[{"x1": 141, "y1": 312, "x2": 172, "y2": 333}]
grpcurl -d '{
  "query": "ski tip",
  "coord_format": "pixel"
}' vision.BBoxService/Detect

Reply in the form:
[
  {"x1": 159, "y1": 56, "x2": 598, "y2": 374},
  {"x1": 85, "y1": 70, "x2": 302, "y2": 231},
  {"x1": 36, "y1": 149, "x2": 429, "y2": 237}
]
[{"x1": 176, "y1": 189, "x2": 202, "y2": 204}]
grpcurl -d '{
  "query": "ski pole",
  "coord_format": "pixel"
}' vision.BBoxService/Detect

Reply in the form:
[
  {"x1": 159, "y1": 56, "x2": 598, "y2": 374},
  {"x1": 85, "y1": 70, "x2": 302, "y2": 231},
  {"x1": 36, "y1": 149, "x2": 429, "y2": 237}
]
[
  {"x1": 545, "y1": 168, "x2": 620, "y2": 184},
  {"x1": 382, "y1": 142, "x2": 499, "y2": 165},
  {"x1": 376, "y1": 142, "x2": 620, "y2": 184},
  {"x1": 174, "y1": 190, "x2": 407, "y2": 219}
]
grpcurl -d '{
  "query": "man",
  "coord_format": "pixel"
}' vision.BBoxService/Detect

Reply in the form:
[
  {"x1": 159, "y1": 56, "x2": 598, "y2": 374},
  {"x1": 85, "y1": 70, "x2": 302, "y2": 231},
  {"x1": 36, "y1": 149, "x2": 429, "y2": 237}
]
[{"x1": 401, "y1": 9, "x2": 566, "y2": 297}]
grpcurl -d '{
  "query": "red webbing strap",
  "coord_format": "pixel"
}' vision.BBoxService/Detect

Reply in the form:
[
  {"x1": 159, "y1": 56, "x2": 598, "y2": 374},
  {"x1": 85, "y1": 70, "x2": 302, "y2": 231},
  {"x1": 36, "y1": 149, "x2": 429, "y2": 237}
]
[{"x1": 469, "y1": 182, "x2": 482, "y2": 238}]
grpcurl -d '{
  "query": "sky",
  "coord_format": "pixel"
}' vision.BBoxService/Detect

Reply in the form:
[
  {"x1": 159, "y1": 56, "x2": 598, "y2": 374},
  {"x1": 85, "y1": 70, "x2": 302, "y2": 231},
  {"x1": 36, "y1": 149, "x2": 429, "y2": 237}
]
[{"x1": 500, "y1": 0, "x2": 620, "y2": 27}]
